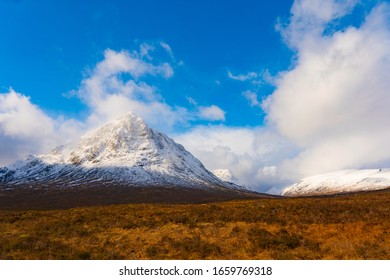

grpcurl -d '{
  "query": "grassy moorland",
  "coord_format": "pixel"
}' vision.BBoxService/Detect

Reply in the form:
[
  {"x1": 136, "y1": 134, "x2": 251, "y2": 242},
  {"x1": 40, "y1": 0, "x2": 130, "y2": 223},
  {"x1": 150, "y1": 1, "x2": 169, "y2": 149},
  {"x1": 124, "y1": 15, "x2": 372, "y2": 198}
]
[{"x1": 1, "y1": 190, "x2": 390, "y2": 260}]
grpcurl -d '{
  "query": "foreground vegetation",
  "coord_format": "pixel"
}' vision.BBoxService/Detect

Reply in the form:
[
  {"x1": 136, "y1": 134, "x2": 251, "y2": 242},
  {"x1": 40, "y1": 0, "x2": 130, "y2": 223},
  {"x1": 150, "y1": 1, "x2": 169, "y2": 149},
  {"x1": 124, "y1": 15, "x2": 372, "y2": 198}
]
[{"x1": 1, "y1": 190, "x2": 390, "y2": 259}]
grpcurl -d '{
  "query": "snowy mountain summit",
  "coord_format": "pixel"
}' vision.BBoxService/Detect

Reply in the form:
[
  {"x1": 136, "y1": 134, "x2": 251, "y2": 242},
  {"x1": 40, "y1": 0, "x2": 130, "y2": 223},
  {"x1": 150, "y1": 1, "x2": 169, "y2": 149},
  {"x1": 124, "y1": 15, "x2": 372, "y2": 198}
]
[
  {"x1": 0, "y1": 113, "x2": 230, "y2": 190},
  {"x1": 281, "y1": 169, "x2": 390, "y2": 196}
]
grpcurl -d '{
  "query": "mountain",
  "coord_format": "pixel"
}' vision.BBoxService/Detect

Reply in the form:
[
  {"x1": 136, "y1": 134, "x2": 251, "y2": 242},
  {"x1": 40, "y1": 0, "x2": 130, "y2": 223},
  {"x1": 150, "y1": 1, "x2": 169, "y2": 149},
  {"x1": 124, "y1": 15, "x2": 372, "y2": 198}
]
[
  {"x1": 281, "y1": 168, "x2": 390, "y2": 196},
  {"x1": 0, "y1": 113, "x2": 228, "y2": 189},
  {"x1": 211, "y1": 168, "x2": 246, "y2": 190},
  {"x1": 0, "y1": 113, "x2": 262, "y2": 209},
  {"x1": 212, "y1": 169, "x2": 239, "y2": 184}
]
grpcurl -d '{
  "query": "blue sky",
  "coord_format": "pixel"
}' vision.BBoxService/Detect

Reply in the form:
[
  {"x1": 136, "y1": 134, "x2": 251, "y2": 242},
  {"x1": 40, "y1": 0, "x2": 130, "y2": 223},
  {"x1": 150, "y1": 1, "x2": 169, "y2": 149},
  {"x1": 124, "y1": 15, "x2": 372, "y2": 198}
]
[
  {"x1": 0, "y1": 0, "x2": 294, "y2": 126},
  {"x1": 2, "y1": 0, "x2": 390, "y2": 193}
]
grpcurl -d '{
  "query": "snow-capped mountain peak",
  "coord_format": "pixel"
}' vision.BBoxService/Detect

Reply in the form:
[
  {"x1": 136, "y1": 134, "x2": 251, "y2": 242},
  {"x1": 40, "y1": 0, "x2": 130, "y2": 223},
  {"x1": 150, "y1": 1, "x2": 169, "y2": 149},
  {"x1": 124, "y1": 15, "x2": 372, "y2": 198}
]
[
  {"x1": 0, "y1": 113, "x2": 231, "y2": 189},
  {"x1": 39, "y1": 113, "x2": 155, "y2": 166}
]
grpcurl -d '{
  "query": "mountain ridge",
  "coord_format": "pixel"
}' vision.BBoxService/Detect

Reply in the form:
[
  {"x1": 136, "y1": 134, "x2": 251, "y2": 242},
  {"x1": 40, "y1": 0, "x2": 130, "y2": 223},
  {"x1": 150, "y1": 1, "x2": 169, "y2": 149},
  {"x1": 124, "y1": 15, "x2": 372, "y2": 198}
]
[{"x1": 281, "y1": 168, "x2": 390, "y2": 196}]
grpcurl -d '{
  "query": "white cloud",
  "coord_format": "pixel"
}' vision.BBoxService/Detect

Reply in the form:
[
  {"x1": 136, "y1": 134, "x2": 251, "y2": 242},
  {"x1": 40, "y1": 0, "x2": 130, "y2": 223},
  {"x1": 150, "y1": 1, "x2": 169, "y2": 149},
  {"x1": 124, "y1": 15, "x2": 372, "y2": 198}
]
[
  {"x1": 263, "y1": 2, "x2": 390, "y2": 184},
  {"x1": 0, "y1": 89, "x2": 84, "y2": 165},
  {"x1": 74, "y1": 48, "x2": 186, "y2": 131},
  {"x1": 242, "y1": 90, "x2": 260, "y2": 107},
  {"x1": 186, "y1": 96, "x2": 198, "y2": 106},
  {"x1": 185, "y1": 96, "x2": 226, "y2": 122},
  {"x1": 261, "y1": 166, "x2": 277, "y2": 177},
  {"x1": 160, "y1": 41, "x2": 174, "y2": 59},
  {"x1": 0, "y1": 89, "x2": 54, "y2": 138},
  {"x1": 139, "y1": 43, "x2": 155, "y2": 60},
  {"x1": 197, "y1": 105, "x2": 225, "y2": 121},
  {"x1": 228, "y1": 69, "x2": 276, "y2": 86},
  {"x1": 174, "y1": 126, "x2": 296, "y2": 191},
  {"x1": 227, "y1": 71, "x2": 258, "y2": 81},
  {"x1": 94, "y1": 49, "x2": 174, "y2": 80},
  {"x1": 76, "y1": 48, "x2": 225, "y2": 130},
  {"x1": 277, "y1": 0, "x2": 359, "y2": 49}
]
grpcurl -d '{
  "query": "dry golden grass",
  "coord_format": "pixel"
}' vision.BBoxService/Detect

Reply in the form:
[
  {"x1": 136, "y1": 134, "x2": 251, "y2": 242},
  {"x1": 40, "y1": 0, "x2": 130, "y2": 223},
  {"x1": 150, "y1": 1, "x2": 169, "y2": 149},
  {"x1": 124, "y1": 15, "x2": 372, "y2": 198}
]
[{"x1": 1, "y1": 190, "x2": 390, "y2": 259}]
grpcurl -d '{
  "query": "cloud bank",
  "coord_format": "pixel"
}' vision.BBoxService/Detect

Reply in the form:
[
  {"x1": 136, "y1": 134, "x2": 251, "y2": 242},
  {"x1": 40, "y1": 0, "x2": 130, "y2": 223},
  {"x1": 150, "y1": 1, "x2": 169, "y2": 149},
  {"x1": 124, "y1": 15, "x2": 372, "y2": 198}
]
[
  {"x1": 174, "y1": 125, "x2": 296, "y2": 189},
  {"x1": 74, "y1": 47, "x2": 183, "y2": 131},
  {"x1": 264, "y1": 1, "x2": 390, "y2": 184},
  {"x1": 74, "y1": 46, "x2": 225, "y2": 131},
  {"x1": 0, "y1": 89, "x2": 84, "y2": 164},
  {"x1": 179, "y1": 0, "x2": 390, "y2": 193}
]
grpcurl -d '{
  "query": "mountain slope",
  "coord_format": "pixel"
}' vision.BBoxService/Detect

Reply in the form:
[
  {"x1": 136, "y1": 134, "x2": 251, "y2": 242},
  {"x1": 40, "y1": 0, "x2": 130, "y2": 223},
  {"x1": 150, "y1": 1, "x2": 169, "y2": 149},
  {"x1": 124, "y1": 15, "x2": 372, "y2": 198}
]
[
  {"x1": 0, "y1": 113, "x2": 228, "y2": 190},
  {"x1": 281, "y1": 168, "x2": 390, "y2": 196}
]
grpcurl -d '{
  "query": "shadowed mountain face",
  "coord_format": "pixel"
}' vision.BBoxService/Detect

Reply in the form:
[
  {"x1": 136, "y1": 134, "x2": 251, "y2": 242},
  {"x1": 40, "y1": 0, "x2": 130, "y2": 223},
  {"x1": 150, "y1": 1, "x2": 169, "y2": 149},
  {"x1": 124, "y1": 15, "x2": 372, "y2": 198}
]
[{"x1": 0, "y1": 113, "x2": 261, "y2": 209}]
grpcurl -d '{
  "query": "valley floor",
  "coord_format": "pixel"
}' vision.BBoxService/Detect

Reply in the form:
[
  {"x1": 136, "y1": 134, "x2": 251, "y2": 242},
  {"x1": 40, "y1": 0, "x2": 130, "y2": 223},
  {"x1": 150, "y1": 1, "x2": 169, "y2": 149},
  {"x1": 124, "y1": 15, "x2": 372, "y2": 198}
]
[{"x1": 1, "y1": 190, "x2": 390, "y2": 260}]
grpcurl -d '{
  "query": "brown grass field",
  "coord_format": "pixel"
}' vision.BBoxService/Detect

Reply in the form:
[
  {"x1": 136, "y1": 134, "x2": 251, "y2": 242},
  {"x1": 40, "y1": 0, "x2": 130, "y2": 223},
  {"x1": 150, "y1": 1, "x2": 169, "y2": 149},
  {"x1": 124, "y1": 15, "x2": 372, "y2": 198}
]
[{"x1": 1, "y1": 189, "x2": 390, "y2": 260}]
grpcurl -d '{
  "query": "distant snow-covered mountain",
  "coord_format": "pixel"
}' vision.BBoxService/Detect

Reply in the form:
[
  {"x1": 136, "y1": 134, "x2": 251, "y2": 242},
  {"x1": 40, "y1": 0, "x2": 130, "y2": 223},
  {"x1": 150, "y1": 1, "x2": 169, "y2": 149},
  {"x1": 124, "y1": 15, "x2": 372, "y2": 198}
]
[
  {"x1": 211, "y1": 168, "x2": 246, "y2": 190},
  {"x1": 281, "y1": 169, "x2": 390, "y2": 196},
  {"x1": 212, "y1": 169, "x2": 239, "y2": 184},
  {"x1": 0, "y1": 113, "x2": 234, "y2": 190}
]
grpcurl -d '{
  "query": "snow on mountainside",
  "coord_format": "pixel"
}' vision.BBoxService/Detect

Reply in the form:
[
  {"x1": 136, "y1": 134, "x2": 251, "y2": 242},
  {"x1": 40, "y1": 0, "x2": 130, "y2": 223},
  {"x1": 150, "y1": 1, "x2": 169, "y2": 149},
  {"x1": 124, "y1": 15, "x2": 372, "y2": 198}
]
[
  {"x1": 212, "y1": 169, "x2": 239, "y2": 184},
  {"x1": 211, "y1": 169, "x2": 245, "y2": 190},
  {"x1": 281, "y1": 169, "x2": 390, "y2": 196},
  {"x1": 0, "y1": 113, "x2": 231, "y2": 190}
]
